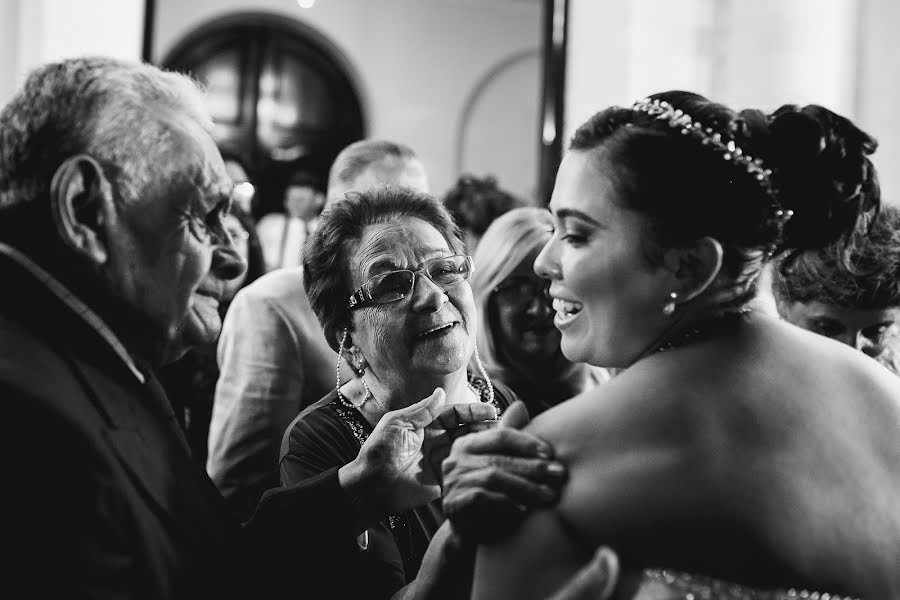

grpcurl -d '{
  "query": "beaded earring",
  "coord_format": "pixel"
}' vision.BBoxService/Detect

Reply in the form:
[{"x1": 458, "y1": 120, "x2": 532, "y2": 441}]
[
  {"x1": 662, "y1": 292, "x2": 678, "y2": 316},
  {"x1": 336, "y1": 327, "x2": 372, "y2": 407}
]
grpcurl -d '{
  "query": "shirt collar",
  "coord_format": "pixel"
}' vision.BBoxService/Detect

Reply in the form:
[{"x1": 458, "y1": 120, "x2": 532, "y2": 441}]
[{"x1": 0, "y1": 242, "x2": 146, "y2": 383}]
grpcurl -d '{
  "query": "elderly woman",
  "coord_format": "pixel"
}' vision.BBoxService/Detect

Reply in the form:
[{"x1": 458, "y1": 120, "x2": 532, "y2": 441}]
[
  {"x1": 279, "y1": 186, "x2": 519, "y2": 599},
  {"x1": 470, "y1": 207, "x2": 609, "y2": 416}
]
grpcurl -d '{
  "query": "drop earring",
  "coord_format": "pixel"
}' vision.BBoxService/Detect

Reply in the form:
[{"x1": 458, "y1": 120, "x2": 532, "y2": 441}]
[
  {"x1": 336, "y1": 328, "x2": 349, "y2": 405},
  {"x1": 336, "y1": 327, "x2": 372, "y2": 408},
  {"x1": 662, "y1": 292, "x2": 678, "y2": 316}
]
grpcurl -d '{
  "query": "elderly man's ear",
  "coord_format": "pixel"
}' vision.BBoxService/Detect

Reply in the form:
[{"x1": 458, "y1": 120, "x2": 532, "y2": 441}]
[{"x1": 50, "y1": 155, "x2": 115, "y2": 266}]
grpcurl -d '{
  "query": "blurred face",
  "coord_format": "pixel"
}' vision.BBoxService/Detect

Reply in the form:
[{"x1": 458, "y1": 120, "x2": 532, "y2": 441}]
[
  {"x1": 347, "y1": 218, "x2": 475, "y2": 384},
  {"x1": 781, "y1": 300, "x2": 900, "y2": 360},
  {"x1": 105, "y1": 113, "x2": 246, "y2": 357},
  {"x1": 491, "y1": 246, "x2": 562, "y2": 369},
  {"x1": 284, "y1": 184, "x2": 325, "y2": 221},
  {"x1": 222, "y1": 213, "x2": 250, "y2": 303},
  {"x1": 534, "y1": 150, "x2": 671, "y2": 368},
  {"x1": 328, "y1": 157, "x2": 429, "y2": 205}
]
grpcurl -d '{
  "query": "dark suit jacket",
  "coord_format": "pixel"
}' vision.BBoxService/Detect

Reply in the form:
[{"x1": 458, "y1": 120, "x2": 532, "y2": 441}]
[{"x1": 0, "y1": 249, "x2": 356, "y2": 599}]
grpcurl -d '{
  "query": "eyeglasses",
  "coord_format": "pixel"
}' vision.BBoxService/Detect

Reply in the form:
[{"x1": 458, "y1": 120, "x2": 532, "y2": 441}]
[
  {"x1": 347, "y1": 254, "x2": 474, "y2": 310},
  {"x1": 493, "y1": 276, "x2": 551, "y2": 303}
]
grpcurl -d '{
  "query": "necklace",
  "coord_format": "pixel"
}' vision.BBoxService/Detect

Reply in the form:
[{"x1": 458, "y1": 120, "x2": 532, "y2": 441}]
[
  {"x1": 338, "y1": 379, "x2": 484, "y2": 410},
  {"x1": 336, "y1": 378, "x2": 372, "y2": 409},
  {"x1": 653, "y1": 308, "x2": 752, "y2": 355}
]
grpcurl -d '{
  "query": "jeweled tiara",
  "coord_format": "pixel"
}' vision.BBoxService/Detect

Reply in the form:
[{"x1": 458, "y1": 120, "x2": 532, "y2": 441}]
[{"x1": 631, "y1": 98, "x2": 786, "y2": 210}]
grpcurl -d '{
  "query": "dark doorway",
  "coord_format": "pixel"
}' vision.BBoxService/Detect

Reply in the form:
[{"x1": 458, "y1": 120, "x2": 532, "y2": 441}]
[{"x1": 162, "y1": 13, "x2": 366, "y2": 217}]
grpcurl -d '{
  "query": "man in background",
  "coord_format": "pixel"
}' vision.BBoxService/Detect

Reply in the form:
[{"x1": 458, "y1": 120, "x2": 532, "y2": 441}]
[{"x1": 255, "y1": 171, "x2": 325, "y2": 271}]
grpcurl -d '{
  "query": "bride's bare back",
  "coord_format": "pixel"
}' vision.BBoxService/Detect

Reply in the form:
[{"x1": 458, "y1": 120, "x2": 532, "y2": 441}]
[{"x1": 473, "y1": 314, "x2": 900, "y2": 599}]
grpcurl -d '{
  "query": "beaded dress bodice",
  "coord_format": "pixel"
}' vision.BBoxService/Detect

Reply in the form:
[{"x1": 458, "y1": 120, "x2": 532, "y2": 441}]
[{"x1": 632, "y1": 570, "x2": 859, "y2": 600}]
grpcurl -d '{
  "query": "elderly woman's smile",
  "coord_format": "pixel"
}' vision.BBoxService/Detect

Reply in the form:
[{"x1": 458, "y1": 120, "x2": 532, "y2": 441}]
[
  {"x1": 414, "y1": 321, "x2": 458, "y2": 339},
  {"x1": 350, "y1": 218, "x2": 476, "y2": 376}
]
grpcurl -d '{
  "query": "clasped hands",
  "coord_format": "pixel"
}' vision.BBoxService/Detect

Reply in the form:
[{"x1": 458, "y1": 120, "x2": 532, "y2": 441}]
[{"x1": 339, "y1": 388, "x2": 567, "y2": 541}]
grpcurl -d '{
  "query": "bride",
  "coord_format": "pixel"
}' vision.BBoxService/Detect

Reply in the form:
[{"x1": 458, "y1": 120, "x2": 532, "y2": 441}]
[{"x1": 470, "y1": 91, "x2": 900, "y2": 599}]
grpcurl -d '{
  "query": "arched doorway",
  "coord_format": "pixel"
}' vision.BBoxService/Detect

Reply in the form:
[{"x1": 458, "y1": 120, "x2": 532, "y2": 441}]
[{"x1": 162, "y1": 13, "x2": 366, "y2": 217}]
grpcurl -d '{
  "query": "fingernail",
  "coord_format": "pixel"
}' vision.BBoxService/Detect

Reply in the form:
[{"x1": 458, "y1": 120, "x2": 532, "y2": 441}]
[
  {"x1": 540, "y1": 485, "x2": 556, "y2": 500},
  {"x1": 536, "y1": 446, "x2": 553, "y2": 459},
  {"x1": 546, "y1": 462, "x2": 565, "y2": 476}
]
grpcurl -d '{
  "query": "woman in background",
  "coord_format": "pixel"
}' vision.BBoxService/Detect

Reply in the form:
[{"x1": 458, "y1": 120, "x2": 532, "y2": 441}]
[{"x1": 470, "y1": 207, "x2": 609, "y2": 416}]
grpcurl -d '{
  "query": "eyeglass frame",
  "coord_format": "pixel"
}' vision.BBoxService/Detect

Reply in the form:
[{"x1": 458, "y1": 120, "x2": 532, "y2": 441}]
[{"x1": 347, "y1": 254, "x2": 475, "y2": 310}]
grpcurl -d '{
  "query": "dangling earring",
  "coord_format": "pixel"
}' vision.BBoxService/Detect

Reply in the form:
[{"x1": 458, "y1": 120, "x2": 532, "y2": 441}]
[
  {"x1": 662, "y1": 292, "x2": 678, "y2": 316},
  {"x1": 353, "y1": 359, "x2": 373, "y2": 404},
  {"x1": 336, "y1": 328, "x2": 349, "y2": 405},
  {"x1": 336, "y1": 327, "x2": 372, "y2": 407}
]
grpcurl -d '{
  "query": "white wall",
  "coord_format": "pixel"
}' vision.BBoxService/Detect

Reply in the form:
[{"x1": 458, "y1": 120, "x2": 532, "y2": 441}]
[
  {"x1": 0, "y1": 0, "x2": 144, "y2": 105},
  {"x1": 856, "y1": 0, "x2": 900, "y2": 205},
  {"x1": 565, "y1": 0, "x2": 899, "y2": 204},
  {"x1": 153, "y1": 0, "x2": 542, "y2": 201}
]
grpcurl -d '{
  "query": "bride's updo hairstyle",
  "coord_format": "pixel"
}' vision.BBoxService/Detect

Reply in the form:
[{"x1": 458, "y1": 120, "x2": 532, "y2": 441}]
[{"x1": 570, "y1": 90, "x2": 880, "y2": 306}]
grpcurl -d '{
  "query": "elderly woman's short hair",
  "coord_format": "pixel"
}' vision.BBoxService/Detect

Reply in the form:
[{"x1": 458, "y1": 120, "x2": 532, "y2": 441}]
[
  {"x1": 468, "y1": 207, "x2": 553, "y2": 379},
  {"x1": 773, "y1": 204, "x2": 900, "y2": 310},
  {"x1": 303, "y1": 186, "x2": 464, "y2": 350}
]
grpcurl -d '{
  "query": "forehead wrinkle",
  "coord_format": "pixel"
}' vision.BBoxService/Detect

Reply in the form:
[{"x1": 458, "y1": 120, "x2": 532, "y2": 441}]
[
  {"x1": 355, "y1": 223, "x2": 448, "y2": 278},
  {"x1": 161, "y1": 111, "x2": 229, "y2": 209}
]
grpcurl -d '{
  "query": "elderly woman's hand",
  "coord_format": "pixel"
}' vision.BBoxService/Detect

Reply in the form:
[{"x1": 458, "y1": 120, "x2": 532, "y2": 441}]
[
  {"x1": 441, "y1": 400, "x2": 567, "y2": 542},
  {"x1": 339, "y1": 388, "x2": 498, "y2": 528}
]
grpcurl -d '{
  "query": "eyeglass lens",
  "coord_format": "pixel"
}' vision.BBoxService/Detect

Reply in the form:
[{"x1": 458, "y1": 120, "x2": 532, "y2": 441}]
[{"x1": 368, "y1": 255, "x2": 471, "y2": 304}]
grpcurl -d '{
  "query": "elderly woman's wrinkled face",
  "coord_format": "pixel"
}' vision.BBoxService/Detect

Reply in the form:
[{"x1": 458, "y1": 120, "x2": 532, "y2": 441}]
[{"x1": 347, "y1": 218, "x2": 476, "y2": 382}]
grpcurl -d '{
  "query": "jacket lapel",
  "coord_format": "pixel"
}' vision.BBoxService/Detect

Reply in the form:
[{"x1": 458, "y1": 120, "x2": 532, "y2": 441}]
[{"x1": 75, "y1": 356, "x2": 239, "y2": 574}]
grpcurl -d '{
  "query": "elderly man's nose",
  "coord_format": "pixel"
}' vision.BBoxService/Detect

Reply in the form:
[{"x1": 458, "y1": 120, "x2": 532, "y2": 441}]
[{"x1": 211, "y1": 242, "x2": 246, "y2": 281}]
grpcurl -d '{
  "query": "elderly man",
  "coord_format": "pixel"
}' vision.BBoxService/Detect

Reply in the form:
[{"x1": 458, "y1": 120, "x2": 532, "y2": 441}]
[
  {"x1": 208, "y1": 139, "x2": 431, "y2": 519},
  {"x1": 0, "y1": 58, "x2": 564, "y2": 599}
]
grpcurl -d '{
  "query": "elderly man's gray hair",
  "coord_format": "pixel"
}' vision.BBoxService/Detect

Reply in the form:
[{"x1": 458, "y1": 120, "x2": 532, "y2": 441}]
[{"x1": 0, "y1": 56, "x2": 212, "y2": 218}]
